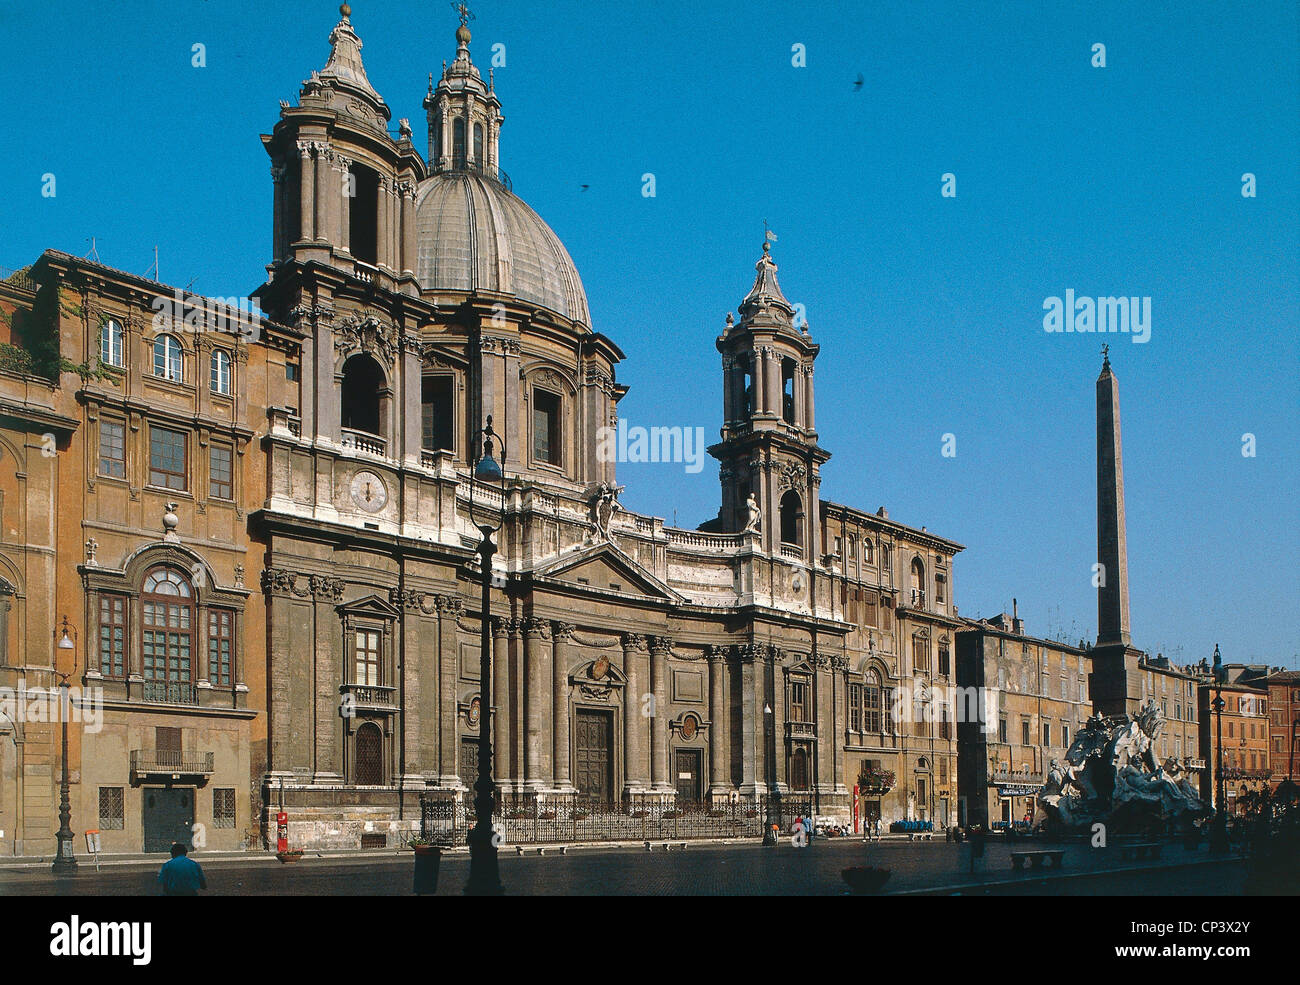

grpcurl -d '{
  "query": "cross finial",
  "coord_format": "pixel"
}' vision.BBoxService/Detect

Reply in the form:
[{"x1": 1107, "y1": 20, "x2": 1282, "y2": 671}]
[
  {"x1": 1101, "y1": 342, "x2": 1110, "y2": 367},
  {"x1": 452, "y1": 1, "x2": 474, "y2": 27}
]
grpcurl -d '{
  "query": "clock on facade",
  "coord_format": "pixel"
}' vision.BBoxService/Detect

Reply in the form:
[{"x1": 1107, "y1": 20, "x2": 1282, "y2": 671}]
[{"x1": 349, "y1": 470, "x2": 388, "y2": 512}]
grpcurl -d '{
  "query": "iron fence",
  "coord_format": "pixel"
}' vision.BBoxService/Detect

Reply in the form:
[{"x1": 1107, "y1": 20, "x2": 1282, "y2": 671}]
[{"x1": 419, "y1": 793, "x2": 812, "y2": 846}]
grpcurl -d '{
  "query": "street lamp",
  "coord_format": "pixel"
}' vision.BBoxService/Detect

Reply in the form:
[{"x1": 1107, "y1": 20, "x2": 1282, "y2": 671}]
[
  {"x1": 465, "y1": 415, "x2": 505, "y2": 896},
  {"x1": 1210, "y1": 643, "x2": 1229, "y2": 854},
  {"x1": 52, "y1": 615, "x2": 78, "y2": 875}
]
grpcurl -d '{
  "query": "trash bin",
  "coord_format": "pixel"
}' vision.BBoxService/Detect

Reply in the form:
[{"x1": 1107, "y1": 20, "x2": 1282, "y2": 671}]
[{"x1": 413, "y1": 844, "x2": 442, "y2": 895}]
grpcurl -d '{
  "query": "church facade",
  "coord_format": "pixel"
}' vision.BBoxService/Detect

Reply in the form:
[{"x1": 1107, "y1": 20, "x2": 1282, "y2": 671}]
[{"x1": 0, "y1": 7, "x2": 965, "y2": 854}]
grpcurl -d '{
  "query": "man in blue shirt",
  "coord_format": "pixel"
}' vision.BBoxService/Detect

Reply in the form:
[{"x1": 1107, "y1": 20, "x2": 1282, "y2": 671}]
[{"x1": 157, "y1": 842, "x2": 207, "y2": 896}]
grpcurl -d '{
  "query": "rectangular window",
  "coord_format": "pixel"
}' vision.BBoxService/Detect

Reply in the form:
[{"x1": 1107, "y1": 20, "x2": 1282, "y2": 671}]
[
  {"x1": 863, "y1": 590, "x2": 877, "y2": 627},
  {"x1": 98, "y1": 594, "x2": 126, "y2": 678},
  {"x1": 883, "y1": 688, "x2": 895, "y2": 733},
  {"x1": 1022, "y1": 719, "x2": 1031, "y2": 745},
  {"x1": 935, "y1": 574, "x2": 946, "y2": 604},
  {"x1": 213, "y1": 788, "x2": 236, "y2": 829},
  {"x1": 912, "y1": 637, "x2": 929, "y2": 674},
  {"x1": 998, "y1": 717, "x2": 1008, "y2": 743},
  {"x1": 790, "y1": 680, "x2": 808, "y2": 723},
  {"x1": 1063, "y1": 724, "x2": 1070, "y2": 746},
  {"x1": 848, "y1": 683, "x2": 863, "y2": 732},
  {"x1": 148, "y1": 425, "x2": 188, "y2": 491},
  {"x1": 532, "y1": 389, "x2": 561, "y2": 466},
  {"x1": 421, "y1": 376, "x2": 454, "y2": 452},
  {"x1": 285, "y1": 361, "x2": 300, "y2": 382},
  {"x1": 209, "y1": 442, "x2": 233, "y2": 500},
  {"x1": 208, "y1": 610, "x2": 233, "y2": 686},
  {"x1": 98, "y1": 419, "x2": 126, "y2": 478},
  {"x1": 940, "y1": 706, "x2": 950, "y2": 740},
  {"x1": 355, "y1": 628, "x2": 382, "y2": 686},
  {"x1": 938, "y1": 645, "x2": 950, "y2": 677},
  {"x1": 99, "y1": 787, "x2": 125, "y2": 830},
  {"x1": 864, "y1": 684, "x2": 882, "y2": 733},
  {"x1": 1042, "y1": 722, "x2": 1051, "y2": 746}
]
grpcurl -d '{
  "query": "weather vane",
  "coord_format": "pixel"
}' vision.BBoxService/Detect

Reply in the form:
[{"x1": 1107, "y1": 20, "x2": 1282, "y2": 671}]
[
  {"x1": 451, "y1": 1, "x2": 475, "y2": 27},
  {"x1": 1101, "y1": 343, "x2": 1110, "y2": 362}
]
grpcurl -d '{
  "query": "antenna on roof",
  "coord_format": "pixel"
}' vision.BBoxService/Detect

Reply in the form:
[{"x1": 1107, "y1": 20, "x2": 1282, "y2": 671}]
[
  {"x1": 145, "y1": 246, "x2": 159, "y2": 281},
  {"x1": 84, "y1": 237, "x2": 101, "y2": 263},
  {"x1": 185, "y1": 277, "x2": 199, "y2": 293}
]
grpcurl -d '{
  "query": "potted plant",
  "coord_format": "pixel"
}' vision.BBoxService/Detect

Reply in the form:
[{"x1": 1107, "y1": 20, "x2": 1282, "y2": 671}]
[
  {"x1": 408, "y1": 836, "x2": 443, "y2": 895},
  {"x1": 276, "y1": 849, "x2": 304, "y2": 864}
]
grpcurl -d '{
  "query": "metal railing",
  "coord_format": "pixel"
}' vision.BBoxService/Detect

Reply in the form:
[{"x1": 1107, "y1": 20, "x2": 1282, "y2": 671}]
[
  {"x1": 131, "y1": 749, "x2": 215, "y2": 774},
  {"x1": 141, "y1": 681, "x2": 197, "y2": 705},
  {"x1": 340, "y1": 683, "x2": 398, "y2": 709},
  {"x1": 420, "y1": 793, "x2": 795, "y2": 846}
]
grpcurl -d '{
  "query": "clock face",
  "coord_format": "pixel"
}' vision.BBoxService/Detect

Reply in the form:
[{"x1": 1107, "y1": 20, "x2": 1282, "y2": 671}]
[{"x1": 349, "y1": 470, "x2": 388, "y2": 513}]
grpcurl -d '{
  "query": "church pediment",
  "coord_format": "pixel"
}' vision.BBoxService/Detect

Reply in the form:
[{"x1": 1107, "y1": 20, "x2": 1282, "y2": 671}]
[{"x1": 533, "y1": 544, "x2": 681, "y2": 603}]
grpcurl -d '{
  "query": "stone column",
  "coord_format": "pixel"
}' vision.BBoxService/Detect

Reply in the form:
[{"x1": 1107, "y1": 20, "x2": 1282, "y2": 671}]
[
  {"x1": 738, "y1": 644, "x2": 760, "y2": 796},
  {"x1": 336, "y1": 155, "x2": 351, "y2": 255},
  {"x1": 551, "y1": 622, "x2": 574, "y2": 792},
  {"x1": 297, "y1": 140, "x2": 316, "y2": 242},
  {"x1": 622, "y1": 634, "x2": 649, "y2": 795},
  {"x1": 804, "y1": 364, "x2": 816, "y2": 430},
  {"x1": 492, "y1": 617, "x2": 511, "y2": 785},
  {"x1": 764, "y1": 348, "x2": 781, "y2": 418},
  {"x1": 400, "y1": 181, "x2": 416, "y2": 276},
  {"x1": 311, "y1": 575, "x2": 343, "y2": 782},
  {"x1": 435, "y1": 595, "x2": 462, "y2": 786},
  {"x1": 768, "y1": 646, "x2": 786, "y2": 790},
  {"x1": 523, "y1": 617, "x2": 552, "y2": 791},
  {"x1": 649, "y1": 636, "x2": 673, "y2": 793},
  {"x1": 270, "y1": 161, "x2": 287, "y2": 260},
  {"x1": 707, "y1": 645, "x2": 730, "y2": 797}
]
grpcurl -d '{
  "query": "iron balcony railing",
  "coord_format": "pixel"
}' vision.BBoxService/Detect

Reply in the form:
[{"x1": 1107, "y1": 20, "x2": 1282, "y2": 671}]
[
  {"x1": 141, "y1": 681, "x2": 197, "y2": 705},
  {"x1": 131, "y1": 749, "x2": 215, "y2": 775}
]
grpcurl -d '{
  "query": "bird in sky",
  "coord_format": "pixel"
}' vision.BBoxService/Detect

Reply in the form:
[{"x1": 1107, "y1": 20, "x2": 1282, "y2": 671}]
[{"x1": 853, "y1": 74, "x2": 865, "y2": 91}]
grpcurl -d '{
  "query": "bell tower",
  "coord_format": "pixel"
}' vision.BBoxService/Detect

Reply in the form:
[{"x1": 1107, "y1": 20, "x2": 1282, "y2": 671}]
[{"x1": 708, "y1": 240, "x2": 830, "y2": 560}]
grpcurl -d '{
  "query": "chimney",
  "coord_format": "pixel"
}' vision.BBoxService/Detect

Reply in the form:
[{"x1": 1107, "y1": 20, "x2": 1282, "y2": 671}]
[{"x1": 1012, "y1": 597, "x2": 1024, "y2": 636}]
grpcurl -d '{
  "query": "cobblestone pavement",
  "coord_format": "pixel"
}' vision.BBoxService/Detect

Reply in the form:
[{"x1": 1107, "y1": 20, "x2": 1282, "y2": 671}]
[{"x1": 0, "y1": 837, "x2": 1243, "y2": 896}]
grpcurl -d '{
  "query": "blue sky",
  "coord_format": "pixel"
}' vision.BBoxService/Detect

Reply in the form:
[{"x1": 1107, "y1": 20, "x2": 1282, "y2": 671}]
[{"x1": 1, "y1": 0, "x2": 1296, "y2": 666}]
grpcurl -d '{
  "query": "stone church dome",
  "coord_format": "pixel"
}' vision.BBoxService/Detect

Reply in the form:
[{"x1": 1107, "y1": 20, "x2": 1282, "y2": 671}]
[{"x1": 414, "y1": 171, "x2": 590, "y2": 327}]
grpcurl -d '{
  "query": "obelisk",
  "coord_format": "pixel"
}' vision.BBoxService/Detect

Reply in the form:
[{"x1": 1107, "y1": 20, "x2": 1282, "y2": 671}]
[
  {"x1": 1096, "y1": 346, "x2": 1131, "y2": 646},
  {"x1": 1089, "y1": 346, "x2": 1142, "y2": 716}
]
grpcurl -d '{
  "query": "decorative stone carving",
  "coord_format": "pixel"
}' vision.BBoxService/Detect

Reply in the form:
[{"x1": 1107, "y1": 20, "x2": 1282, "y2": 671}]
[
  {"x1": 621, "y1": 633, "x2": 647, "y2": 652},
  {"x1": 233, "y1": 563, "x2": 245, "y2": 589},
  {"x1": 585, "y1": 482, "x2": 623, "y2": 544},
  {"x1": 552, "y1": 622, "x2": 576, "y2": 641},
  {"x1": 521, "y1": 616, "x2": 550, "y2": 640},
  {"x1": 162, "y1": 502, "x2": 180, "y2": 543},
  {"x1": 84, "y1": 538, "x2": 98, "y2": 567},
  {"x1": 334, "y1": 311, "x2": 396, "y2": 365},
  {"x1": 309, "y1": 574, "x2": 345, "y2": 602},
  {"x1": 1034, "y1": 699, "x2": 1209, "y2": 833},
  {"x1": 743, "y1": 492, "x2": 761, "y2": 533},
  {"x1": 778, "y1": 461, "x2": 807, "y2": 491}
]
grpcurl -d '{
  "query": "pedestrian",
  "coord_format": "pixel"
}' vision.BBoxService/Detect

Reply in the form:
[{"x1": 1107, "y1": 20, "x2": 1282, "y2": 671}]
[{"x1": 157, "y1": 842, "x2": 207, "y2": 896}]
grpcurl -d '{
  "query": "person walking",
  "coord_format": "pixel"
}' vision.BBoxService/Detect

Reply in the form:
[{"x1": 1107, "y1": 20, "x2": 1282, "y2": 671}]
[{"x1": 157, "y1": 842, "x2": 207, "y2": 896}]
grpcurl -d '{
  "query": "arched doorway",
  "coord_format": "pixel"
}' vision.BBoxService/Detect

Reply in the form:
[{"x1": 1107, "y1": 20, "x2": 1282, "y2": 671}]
[
  {"x1": 789, "y1": 747, "x2": 810, "y2": 791},
  {"x1": 355, "y1": 722, "x2": 384, "y2": 785}
]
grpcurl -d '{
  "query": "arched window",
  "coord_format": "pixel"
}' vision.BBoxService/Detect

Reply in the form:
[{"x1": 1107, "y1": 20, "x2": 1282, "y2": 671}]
[
  {"x1": 210, "y1": 348, "x2": 232, "y2": 395},
  {"x1": 153, "y1": 334, "x2": 183, "y2": 382},
  {"x1": 100, "y1": 318, "x2": 124, "y2": 368},
  {"x1": 779, "y1": 489, "x2": 802, "y2": 546},
  {"x1": 347, "y1": 163, "x2": 379, "y2": 265},
  {"x1": 341, "y1": 354, "x2": 386, "y2": 438},
  {"x1": 452, "y1": 117, "x2": 466, "y2": 168},
  {"x1": 473, "y1": 121, "x2": 484, "y2": 164},
  {"x1": 740, "y1": 354, "x2": 754, "y2": 418},
  {"x1": 355, "y1": 721, "x2": 384, "y2": 785},
  {"x1": 910, "y1": 557, "x2": 925, "y2": 605},
  {"x1": 142, "y1": 567, "x2": 195, "y2": 697},
  {"x1": 863, "y1": 539, "x2": 874, "y2": 564}
]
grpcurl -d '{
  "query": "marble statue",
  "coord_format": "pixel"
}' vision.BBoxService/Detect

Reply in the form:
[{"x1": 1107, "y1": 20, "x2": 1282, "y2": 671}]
[
  {"x1": 743, "y1": 492, "x2": 761, "y2": 533},
  {"x1": 1033, "y1": 698, "x2": 1208, "y2": 834}
]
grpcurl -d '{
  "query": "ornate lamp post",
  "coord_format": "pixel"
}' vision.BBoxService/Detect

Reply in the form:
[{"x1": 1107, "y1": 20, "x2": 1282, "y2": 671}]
[
  {"x1": 1210, "y1": 643, "x2": 1229, "y2": 854},
  {"x1": 465, "y1": 415, "x2": 505, "y2": 896},
  {"x1": 52, "y1": 615, "x2": 78, "y2": 875}
]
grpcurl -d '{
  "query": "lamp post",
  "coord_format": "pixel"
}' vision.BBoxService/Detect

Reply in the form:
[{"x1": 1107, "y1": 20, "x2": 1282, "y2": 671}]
[
  {"x1": 52, "y1": 615, "x2": 78, "y2": 875},
  {"x1": 465, "y1": 415, "x2": 505, "y2": 896},
  {"x1": 1210, "y1": 643, "x2": 1229, "y2": 854},
  {"x1": 762, "y1": 702, "x2": 777, "y2": 845}
]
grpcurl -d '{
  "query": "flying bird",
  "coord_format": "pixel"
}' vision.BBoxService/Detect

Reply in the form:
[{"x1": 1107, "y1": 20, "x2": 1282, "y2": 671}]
[
  {"x1": 853, "y1": 74, "x2": 864, "y2": 91},
  {"x1": 580, "y1": 184, "x2": 589, "y2": 192}
]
